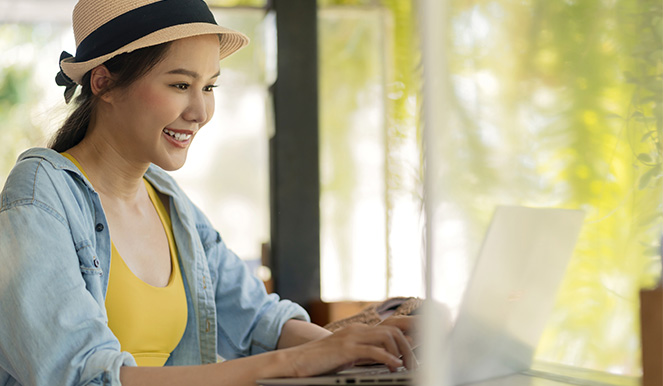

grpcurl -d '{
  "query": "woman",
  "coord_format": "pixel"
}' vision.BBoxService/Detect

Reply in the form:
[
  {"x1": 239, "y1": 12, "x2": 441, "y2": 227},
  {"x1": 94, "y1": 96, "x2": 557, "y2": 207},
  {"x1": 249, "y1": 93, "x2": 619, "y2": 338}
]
[{"x1": 0, "y1": 0, "x2": 415, "y2": 385}]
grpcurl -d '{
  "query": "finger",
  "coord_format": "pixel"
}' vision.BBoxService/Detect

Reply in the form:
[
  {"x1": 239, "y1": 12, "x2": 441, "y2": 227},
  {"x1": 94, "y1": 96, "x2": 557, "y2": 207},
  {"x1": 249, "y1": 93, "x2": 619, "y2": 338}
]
[
  {"x1": 373, "y1": 327, "x2": 401, "y2": 360},
  {"x1": 363, "y1": 326, "x2": 414, "y2": 370},
  {"x1": 383, "y1": 316, "x2": 422, "y2": 351},
  {"x1": 354, "y1": 345, "x2": 403, "y2": 371},
  {"x1": 337, "y1": 325, "x2": 413, "y2": 370},
  {"x1": 389, "y1": 326, "x2": 417, "y2": 370}
]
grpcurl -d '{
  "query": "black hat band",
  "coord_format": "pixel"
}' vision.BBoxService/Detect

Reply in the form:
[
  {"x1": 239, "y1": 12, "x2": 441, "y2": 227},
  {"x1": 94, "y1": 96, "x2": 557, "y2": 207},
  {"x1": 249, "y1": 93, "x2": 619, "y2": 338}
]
[{"x1": 74, "y1": 0, "x2": 217, "y2": 63}]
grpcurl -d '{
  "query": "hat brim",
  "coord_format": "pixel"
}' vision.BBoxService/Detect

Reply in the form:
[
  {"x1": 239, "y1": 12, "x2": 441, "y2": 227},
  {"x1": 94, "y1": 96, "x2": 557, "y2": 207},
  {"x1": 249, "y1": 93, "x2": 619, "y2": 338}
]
[{"x1": 60, "y1": 22, "x2": 249, "y2": 84}]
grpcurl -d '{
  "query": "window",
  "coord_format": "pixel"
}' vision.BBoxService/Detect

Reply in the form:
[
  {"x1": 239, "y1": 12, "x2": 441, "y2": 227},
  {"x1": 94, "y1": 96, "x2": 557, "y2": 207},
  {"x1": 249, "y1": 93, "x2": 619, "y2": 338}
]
[
  {"x1": 421, "y1": 0, "x2": 661, "y2": 376},
  {"x1": 319, "y1": 1, "x2": 425, "y2": 302},
  {"x1": 320, "y1": 0, "x2": 661, "y2": 376}
]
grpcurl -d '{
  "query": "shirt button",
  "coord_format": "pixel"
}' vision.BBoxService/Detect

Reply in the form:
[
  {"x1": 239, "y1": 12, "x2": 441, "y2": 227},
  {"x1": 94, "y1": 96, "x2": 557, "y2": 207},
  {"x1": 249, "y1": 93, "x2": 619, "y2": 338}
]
[
  {"x1": 95, "y1": 223, "x2": 104, "y2": 232},
  {"x1": 93, "y1": 258, "x2": 100, "y2": 268}
]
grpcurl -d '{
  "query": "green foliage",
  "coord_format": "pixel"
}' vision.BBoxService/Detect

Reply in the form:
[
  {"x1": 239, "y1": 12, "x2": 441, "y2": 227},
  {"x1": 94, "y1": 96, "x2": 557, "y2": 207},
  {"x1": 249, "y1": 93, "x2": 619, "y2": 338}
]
[
  {"x1": 318, "y1": 0, "x2": 423, "y2": 298},
  {"x1": 318, "y1": 6, "x2": 387, "y2": 298},
  {"x1": 0, "y1": 45, "x2": 43, "y2": 185},
  {"x1": 433, "y1": 0, "x2": 662, "y2": 374},
  {"x1": 320, "y1": 0, "x2": 661, "y2": 374},
  {"x1": 0, "y1": 67, "x2": 30, "y2": 106},
  {"x1": 0, "y1": 68, "x2": 41, "y2": 185},
  {"x1": 0, "y1": 23, "x2": 70, "y2": 186},
  {"x1": 621, "y1": 0, "x2": 662, "y2": 192}
]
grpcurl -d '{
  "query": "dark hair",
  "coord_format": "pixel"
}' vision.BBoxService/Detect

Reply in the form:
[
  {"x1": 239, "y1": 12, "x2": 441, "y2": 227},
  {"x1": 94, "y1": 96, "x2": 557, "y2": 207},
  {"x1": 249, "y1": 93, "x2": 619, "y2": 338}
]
[{"x1": 49, "y1": 42, "x2": 172, "y2": 152}]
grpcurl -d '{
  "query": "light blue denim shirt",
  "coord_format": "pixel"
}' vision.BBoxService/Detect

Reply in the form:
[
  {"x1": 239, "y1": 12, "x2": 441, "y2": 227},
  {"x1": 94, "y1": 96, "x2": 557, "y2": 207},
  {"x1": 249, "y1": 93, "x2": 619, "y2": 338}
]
[{"x1": 0, "y1": 148, "x2": 309, "y2": 386}]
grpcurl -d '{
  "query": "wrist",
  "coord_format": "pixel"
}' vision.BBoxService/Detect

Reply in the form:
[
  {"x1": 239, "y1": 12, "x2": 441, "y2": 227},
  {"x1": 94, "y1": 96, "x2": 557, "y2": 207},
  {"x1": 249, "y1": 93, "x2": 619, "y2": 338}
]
[{"x1": 260, "y1": 347, "x2": 302, "y2": 379}]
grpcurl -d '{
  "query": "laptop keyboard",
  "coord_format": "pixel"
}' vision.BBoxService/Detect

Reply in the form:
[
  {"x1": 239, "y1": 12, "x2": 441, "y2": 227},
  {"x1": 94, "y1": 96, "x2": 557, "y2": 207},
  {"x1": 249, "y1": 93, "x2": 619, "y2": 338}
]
[{"x1": 340, "y1": 367, "x2": 413, "y2": 384}]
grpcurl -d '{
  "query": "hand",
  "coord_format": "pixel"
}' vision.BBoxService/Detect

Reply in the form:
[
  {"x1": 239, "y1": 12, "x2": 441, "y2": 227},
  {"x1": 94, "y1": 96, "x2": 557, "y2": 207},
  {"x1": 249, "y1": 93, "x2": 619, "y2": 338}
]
[
  {"x1": 283, "y1": 323, "x2": 416, "y2": 378},
  {"x1": 377, "y1": 315, "x2": 419, "y2": 348}
]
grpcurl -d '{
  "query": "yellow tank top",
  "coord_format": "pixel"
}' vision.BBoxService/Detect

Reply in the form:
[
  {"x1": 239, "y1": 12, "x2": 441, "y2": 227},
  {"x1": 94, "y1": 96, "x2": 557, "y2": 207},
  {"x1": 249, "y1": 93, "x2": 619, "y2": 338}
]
[{"x1": 61, "y1": 153, "x2": 188, "y2": 367}]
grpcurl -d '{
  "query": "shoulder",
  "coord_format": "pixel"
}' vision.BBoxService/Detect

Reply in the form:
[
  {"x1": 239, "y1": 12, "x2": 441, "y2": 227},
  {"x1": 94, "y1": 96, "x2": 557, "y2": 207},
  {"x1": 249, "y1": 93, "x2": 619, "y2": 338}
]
[{"x1": 1, "y1": 148, "x2": 91, "y2": 219}]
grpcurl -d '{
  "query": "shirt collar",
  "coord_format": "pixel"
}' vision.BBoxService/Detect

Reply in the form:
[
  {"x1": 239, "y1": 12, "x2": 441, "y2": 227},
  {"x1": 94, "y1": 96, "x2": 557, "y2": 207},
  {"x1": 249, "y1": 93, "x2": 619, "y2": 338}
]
[{"x1": 17, "y1": 147, "x2": 181, "y2": 200}]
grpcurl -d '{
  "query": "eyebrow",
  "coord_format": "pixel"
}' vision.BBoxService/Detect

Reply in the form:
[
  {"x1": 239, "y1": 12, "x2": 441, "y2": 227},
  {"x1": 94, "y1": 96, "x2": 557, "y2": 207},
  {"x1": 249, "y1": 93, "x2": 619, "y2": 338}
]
[{"x1": 166, "y1": 68, "x2": 221, "y2": 80}]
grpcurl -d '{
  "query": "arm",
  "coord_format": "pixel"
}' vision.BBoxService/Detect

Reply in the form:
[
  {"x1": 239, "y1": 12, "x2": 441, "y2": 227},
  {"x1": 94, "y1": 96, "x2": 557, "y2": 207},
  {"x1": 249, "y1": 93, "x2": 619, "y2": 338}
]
[
  {"x1": 120, "y1": 323, "x2": 413, "y2": 386},
  {"x1": 277, "y1": 319, "x2": 332, "y2": 349},
  {"x1": 0, "y1": 204, "x2": 134, "y2": 386},
  {"x1": 120, "y1": 350, "x2": 292, "y2": 386},
  {"x1": 193, "y1": 212, "x2": 312, "y2": 357}
]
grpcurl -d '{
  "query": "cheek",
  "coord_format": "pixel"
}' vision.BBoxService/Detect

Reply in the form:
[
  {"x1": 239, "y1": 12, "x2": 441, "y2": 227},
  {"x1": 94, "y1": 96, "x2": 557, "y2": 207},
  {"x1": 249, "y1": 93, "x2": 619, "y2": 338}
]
[{"x1": 135, "y1": 88, "x2": 179, "y2": 121}]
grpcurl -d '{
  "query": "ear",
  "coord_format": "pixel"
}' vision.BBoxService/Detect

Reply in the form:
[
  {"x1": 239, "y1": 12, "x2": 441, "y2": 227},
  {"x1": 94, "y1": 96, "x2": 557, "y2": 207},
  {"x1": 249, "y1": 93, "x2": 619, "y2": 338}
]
[{"x1": 89, "y1": 65, "x2": 114, "y2": 102}]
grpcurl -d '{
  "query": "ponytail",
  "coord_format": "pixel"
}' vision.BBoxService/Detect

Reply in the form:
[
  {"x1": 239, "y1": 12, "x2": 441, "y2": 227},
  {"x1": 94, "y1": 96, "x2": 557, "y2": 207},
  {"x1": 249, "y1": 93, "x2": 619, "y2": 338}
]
[{"x1": 49, "y1": 74, "x2": 95, "y2": 152}]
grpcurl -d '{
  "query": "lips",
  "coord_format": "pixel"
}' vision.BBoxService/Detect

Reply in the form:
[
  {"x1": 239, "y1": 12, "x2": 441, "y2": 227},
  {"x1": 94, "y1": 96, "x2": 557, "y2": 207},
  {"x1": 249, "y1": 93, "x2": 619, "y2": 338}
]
[{"x1": 163, "y1": 128, "x2": 193, "y2": 141}]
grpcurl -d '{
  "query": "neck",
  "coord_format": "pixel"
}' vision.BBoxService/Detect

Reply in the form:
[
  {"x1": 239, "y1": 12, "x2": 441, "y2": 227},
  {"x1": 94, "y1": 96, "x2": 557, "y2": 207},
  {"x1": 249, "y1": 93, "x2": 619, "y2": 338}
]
[{"x1": 67, "y1": 134, "x2": 149, "y2": 203}]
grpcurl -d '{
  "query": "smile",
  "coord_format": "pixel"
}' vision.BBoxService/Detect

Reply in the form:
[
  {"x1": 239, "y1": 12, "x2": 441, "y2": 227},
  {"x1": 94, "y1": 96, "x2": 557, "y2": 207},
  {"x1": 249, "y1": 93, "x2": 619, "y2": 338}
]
[{"x1": 163, "y1": 129, "x2": 192, "y2": 142}]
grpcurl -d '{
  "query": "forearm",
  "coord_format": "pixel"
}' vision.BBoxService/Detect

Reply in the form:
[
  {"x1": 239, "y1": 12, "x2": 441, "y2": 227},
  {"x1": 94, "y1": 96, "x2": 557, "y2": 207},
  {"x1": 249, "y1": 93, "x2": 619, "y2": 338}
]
[
  {"x1": 120, "y1": 350, "x2": 293, "y2": 386},
  {"x1": 276, "y1": 319, "x2": 332, "y2": 349},
  {"x1": 121, "y1": 322, "x2": 414, "y2": 385}
]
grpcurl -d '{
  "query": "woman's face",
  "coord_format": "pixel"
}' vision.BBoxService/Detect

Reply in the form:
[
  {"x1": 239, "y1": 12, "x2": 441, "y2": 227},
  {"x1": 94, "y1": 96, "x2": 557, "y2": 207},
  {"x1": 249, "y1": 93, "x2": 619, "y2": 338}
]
[{"x1": 101, "y1": 34, "x2": 221, "y2": 171}]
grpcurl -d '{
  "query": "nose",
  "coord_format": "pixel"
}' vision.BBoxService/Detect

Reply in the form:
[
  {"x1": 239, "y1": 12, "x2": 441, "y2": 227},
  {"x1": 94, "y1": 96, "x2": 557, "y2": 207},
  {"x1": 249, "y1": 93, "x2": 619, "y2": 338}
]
[{"x1": 182, "y1": 90, "x2": 210, "y2": 124}]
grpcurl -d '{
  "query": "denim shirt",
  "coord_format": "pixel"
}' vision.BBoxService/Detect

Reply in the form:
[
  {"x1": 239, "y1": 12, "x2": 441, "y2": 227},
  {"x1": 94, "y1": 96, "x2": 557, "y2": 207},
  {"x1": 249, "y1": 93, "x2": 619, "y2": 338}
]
[{"x1": 0, "y1": 148, "x2": 309, "y2": 386}]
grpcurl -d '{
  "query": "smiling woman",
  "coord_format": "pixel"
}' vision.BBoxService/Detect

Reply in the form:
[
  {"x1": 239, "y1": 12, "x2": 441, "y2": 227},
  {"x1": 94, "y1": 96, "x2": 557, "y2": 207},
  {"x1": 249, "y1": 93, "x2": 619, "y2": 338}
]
[
  {"x1": 0, "y1": 0, "x2": 417, "y2": 385},
  {"x1": 64, "y1": 35, "x2": 220, "y2": 173}
]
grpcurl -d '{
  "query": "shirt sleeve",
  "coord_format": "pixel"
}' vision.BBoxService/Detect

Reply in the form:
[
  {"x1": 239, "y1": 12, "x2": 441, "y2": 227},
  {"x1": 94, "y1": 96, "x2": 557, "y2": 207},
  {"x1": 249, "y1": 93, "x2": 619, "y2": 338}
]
[
  {"x1": 195, "y1": 213, "x2": 310, "y2": 359},
  {"x1": 0, "y1": 203, "x2": 136, "y2": 386}
]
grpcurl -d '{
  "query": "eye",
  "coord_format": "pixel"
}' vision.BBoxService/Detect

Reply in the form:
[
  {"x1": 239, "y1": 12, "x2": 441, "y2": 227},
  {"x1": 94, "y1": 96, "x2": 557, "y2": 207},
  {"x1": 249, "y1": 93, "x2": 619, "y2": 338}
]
[
  {"x1": 172, "y1": 83, "x2": 190, "y2": 91},
  {"x1": 203, "y1": 84, "x2": 218, "y2": 92}
]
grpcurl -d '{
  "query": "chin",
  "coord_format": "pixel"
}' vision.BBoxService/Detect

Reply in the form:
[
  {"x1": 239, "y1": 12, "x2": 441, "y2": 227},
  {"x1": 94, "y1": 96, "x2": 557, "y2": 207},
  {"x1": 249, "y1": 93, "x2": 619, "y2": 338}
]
[
  {"x1": 155, "y1": 155, "x2": 188, "y2": 171},
  {"x1": 160, "y1": 162, "x2": 186, "y2": 172}
]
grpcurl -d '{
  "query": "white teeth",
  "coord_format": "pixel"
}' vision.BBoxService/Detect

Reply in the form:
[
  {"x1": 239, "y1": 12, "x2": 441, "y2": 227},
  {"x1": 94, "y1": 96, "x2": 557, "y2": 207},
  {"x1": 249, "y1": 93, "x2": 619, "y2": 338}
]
[{"x1": 164, "y1": 129, "x2": 192, "y2": 141}]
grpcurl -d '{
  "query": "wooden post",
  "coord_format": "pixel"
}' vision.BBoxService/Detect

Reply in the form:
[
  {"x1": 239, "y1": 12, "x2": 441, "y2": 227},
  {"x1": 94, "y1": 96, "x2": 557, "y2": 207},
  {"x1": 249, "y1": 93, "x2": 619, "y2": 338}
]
[{"x1": 640, "y1": 286, "x2": 662, "y2": 386}]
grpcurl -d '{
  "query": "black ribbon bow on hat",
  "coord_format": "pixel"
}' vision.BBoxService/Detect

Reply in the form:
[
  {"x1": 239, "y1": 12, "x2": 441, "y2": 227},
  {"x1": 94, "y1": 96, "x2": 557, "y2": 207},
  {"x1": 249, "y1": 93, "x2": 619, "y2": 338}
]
[{"x1": 55, "y1": 51, "x2": 77, "y2": 104}]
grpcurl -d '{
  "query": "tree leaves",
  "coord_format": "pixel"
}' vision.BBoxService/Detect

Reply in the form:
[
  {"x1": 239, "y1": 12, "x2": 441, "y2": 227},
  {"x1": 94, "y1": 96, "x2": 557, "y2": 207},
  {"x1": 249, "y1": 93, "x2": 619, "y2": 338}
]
[{"x1": 639, "y1": 164, "x2": 662, "y2": 189}]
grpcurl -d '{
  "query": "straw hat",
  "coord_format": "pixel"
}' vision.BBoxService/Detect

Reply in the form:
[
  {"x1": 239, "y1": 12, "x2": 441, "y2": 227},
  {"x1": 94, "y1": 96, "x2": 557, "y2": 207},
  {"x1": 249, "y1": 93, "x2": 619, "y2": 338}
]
[{"x1": 56, "y1": 0, "x2": 249, "y2": 102}]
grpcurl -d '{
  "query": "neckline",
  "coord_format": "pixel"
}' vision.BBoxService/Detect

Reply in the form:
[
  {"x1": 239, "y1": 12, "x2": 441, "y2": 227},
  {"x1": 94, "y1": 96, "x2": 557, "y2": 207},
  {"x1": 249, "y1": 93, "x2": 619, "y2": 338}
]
[{"x1": 62, "y1": 152, "x2": 178, "y2": 289}]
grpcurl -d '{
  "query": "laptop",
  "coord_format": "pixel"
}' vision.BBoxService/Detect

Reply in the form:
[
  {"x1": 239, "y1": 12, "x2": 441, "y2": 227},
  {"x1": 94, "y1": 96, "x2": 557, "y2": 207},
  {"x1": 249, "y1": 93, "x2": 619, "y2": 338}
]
[{"x1": 257, "y1": 206, "x2": 585, "y2": 386}]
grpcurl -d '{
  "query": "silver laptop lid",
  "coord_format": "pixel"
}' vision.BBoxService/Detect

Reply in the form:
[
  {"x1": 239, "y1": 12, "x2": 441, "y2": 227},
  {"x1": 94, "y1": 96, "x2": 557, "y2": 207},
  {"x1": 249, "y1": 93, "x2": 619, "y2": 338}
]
[{"x1": 447, "y1": 206, "x2": 585, "y2": 385}]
